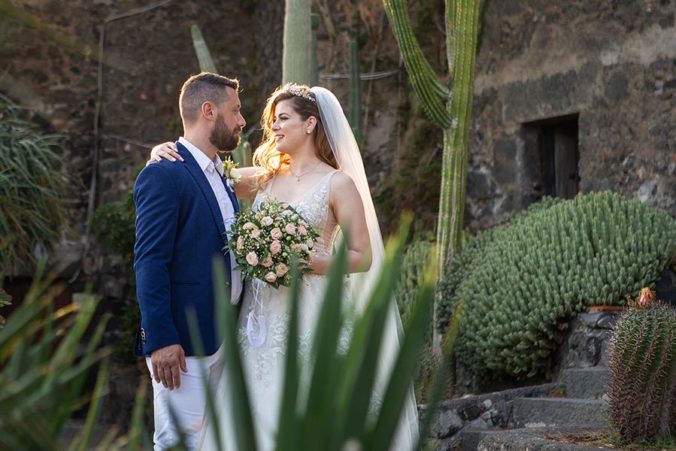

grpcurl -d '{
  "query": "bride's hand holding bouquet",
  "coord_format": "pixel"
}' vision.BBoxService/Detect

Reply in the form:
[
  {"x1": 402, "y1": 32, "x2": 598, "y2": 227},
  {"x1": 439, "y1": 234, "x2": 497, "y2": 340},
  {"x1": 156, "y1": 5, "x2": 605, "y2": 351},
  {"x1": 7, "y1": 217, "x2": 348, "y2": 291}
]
[{"x1": 226, "y1": 198, "x2": 319, "y2": 288}]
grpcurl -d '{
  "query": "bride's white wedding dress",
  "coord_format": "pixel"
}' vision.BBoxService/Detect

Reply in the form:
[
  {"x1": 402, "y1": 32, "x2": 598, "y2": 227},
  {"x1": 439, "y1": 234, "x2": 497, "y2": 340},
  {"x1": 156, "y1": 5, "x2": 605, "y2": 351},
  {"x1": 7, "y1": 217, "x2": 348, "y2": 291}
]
[
  {"x1": 239, "y1": 171, "x2": 343, "y2": 449},
  {"x1": 203, "y1": 170, "x2": 348, "y2": 450}
]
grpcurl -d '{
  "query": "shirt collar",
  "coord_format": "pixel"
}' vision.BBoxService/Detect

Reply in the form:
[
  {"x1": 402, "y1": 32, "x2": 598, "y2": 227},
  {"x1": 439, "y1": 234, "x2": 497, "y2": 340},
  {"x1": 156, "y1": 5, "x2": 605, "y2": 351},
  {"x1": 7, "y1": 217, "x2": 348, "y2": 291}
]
[{"x1": 178, "y1": 137, "x2": 223, "y2": 176}]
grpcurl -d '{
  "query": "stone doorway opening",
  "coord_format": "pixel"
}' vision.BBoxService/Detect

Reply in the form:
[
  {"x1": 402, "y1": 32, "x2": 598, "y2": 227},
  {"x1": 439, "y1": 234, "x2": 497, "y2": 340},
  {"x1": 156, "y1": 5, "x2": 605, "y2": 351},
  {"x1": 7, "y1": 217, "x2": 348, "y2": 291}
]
[{"x1": 523, "y1": 114, "x2": 580, "y2": 201}]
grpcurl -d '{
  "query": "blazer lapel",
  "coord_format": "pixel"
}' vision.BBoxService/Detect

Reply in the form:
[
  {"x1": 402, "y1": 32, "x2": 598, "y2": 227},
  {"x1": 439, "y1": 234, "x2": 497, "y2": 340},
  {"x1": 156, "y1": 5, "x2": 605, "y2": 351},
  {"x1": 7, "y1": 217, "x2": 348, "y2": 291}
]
[
  {"x1": 222, "y1": 178, "x2": 240, "y2": 214},
  {"x1": 177, "y1": 143, "x2": 227, "y2": 240}
]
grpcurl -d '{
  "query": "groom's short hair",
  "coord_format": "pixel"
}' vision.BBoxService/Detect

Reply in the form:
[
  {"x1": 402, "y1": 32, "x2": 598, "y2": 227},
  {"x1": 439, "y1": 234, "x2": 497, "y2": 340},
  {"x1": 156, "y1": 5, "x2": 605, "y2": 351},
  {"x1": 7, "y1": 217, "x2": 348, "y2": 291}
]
[{"x1": 179, "y1": 72, "x2": 239, "y2": 123}]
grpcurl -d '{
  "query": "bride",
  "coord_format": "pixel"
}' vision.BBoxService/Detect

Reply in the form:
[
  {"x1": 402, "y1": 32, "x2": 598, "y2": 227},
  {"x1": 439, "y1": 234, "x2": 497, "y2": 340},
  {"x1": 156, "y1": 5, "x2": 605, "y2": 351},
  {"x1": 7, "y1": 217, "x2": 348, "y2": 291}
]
[{"x1": 150, "y1": 83, "x2": 418, "y2": 450}]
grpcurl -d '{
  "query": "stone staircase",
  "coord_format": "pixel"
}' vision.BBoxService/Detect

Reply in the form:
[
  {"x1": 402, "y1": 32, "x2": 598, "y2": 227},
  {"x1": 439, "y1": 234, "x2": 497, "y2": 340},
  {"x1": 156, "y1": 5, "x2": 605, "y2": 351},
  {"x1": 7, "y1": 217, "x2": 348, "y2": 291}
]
[{"x1": 428, "y1": 312, "x2": 620, "y2": 450}]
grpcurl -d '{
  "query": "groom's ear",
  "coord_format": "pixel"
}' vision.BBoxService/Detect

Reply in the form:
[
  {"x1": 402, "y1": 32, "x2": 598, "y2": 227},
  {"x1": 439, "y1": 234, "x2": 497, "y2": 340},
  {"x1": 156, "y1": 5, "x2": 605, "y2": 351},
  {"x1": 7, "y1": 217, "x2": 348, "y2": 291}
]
[{"x1": 201, "y1": 101, "x2": 217, "y2": 121}]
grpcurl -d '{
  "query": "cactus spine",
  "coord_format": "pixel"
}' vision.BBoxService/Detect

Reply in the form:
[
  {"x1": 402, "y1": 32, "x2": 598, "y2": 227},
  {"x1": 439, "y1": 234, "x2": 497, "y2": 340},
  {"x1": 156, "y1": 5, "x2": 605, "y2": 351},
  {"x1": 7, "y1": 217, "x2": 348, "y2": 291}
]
[
  {"x1": 383, "y1": 0, "x2": 480, "y2": 351},
  {"x1": 608, "y1": 303, "x2": 676, "y2": 444},
  {"x1": 282, "y1": 0, "x2": 312, "y2": 84}
]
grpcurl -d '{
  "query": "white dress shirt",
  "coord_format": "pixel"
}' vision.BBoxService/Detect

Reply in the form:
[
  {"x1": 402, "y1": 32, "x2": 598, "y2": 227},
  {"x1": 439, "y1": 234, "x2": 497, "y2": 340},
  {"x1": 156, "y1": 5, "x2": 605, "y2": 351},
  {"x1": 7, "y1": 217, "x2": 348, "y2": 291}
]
[{"x1": 179, "y1": 137, "x2": 243, "y2": 303}]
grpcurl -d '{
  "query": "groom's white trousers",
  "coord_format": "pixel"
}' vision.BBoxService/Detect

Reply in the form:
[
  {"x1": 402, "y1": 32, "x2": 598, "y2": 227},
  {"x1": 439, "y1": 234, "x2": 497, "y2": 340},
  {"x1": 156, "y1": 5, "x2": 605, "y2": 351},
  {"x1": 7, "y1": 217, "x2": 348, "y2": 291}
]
[{"x1": 146, "y1": 347, "x2": 223, "y2": 450}]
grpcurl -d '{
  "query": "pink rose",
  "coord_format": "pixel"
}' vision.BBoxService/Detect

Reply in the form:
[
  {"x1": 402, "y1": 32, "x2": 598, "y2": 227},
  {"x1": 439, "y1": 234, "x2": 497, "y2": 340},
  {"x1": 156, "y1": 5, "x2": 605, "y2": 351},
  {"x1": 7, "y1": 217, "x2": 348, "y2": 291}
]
[
  {"x1": 264, "y1": 272, "x2": 277, "y2": 283},
  {"x1": 261, "y1": 256, "x2": 273, "y2": 268},
  {"x1": 236, "y1": 236, "x2": 244, "y2": 250},
  {"x1": 291, "y1": 243, "x2": 302, "y2": 252},
  {"x1": 285, "y1": 223, "x2": 296, "y2": 235},
  {"x1": 250, "y1": 228, "x2": 261, "y2": 239},
  {"x1": 270, "y1": 240, "x2": 282, "y2": 254},
  {"x1": 298, "y1": 225, "x2": 307, "y2": 236},
  {"x1": 276, "y1": 263, "x2": 289, "y2": 277},
  {"x1": 245, "y1": 252, "x2": 259, "y2": 266},
  {"x1": 261, "y1": 216, "x2": 273, "y2": 226},
  {"x1": 270, "y1": 228, "x2": 282, "y2": 240},
  {"x1": 243, "y1": 222, "x2": 254, "y2": 230}
]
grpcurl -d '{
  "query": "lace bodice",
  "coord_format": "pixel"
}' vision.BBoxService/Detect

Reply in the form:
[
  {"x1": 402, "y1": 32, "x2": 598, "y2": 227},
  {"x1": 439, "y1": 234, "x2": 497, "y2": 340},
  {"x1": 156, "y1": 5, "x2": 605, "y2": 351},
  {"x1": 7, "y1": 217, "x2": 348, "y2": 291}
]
[{"x1": 253, "y1": 171, "x2": 340, "y2": 255}]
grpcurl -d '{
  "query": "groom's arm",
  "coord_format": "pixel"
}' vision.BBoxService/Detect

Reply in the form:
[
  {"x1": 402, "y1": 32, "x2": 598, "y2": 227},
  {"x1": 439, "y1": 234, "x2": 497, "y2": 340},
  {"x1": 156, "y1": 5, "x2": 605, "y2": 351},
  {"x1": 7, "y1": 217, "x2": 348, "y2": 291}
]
[{"x1": 134, "y1": 164, "x2": 181, "y2": 354}]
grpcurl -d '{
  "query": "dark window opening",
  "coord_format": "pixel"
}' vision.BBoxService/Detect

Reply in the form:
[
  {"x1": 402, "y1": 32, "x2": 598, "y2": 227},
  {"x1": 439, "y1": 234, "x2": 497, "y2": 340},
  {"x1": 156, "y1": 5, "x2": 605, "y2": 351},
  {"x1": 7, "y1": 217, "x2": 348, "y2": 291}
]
[{"x1": 523, "y1": 114, "x2": 580, "y2": 201}]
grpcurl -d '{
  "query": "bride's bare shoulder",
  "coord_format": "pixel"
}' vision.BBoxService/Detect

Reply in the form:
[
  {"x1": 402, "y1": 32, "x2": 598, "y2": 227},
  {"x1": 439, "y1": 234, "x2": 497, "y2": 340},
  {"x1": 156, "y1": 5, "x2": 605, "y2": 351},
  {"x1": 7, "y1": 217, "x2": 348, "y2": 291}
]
[{"x1": 329, "y1": 170, "x2": 359, "y2": 197}]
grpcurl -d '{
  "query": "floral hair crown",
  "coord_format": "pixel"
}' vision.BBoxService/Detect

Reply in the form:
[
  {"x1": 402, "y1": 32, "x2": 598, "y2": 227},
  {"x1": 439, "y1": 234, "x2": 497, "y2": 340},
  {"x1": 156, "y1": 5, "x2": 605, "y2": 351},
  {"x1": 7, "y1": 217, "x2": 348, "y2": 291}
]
[{"x1": 283, "y1": 83, "x2": 316, "y2": 103}]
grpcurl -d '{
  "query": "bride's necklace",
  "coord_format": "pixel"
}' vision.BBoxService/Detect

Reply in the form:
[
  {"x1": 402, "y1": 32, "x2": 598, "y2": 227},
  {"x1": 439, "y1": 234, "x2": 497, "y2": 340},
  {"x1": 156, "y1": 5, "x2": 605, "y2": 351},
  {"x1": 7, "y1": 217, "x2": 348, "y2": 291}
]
[{"x1": 289, "y1": 162, "x2": 322, "y2": 182}]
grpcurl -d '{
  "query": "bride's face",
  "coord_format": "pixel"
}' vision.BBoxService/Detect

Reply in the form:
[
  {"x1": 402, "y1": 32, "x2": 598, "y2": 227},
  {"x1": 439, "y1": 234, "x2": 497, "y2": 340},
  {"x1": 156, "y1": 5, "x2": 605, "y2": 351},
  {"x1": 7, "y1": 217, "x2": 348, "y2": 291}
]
[{"x1": 271, "y1": 100, "x2": 313, "y2": 155}]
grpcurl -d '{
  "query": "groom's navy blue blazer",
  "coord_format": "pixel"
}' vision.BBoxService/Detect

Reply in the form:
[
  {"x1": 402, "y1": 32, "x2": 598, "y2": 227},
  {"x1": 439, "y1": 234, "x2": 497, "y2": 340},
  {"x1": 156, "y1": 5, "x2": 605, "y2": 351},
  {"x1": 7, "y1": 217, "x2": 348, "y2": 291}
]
[{"x1": 133, "y1": 142, "x2": 240, "y2": 357}]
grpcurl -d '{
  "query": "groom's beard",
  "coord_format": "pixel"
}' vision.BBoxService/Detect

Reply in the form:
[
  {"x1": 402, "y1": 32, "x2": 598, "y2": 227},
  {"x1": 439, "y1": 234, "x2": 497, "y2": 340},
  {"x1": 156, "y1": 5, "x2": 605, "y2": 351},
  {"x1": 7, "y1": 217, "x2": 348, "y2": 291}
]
[{"x1": 210, "y1": 115, "x2": 241, "y2": 152}]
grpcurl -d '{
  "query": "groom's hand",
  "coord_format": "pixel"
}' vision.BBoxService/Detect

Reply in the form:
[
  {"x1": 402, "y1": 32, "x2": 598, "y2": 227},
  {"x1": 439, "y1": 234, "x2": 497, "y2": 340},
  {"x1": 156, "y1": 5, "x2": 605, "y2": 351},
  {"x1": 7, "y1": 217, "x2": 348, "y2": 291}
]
[{"x1": 151, "y1": 344, "x2": 188, "y2": 390}]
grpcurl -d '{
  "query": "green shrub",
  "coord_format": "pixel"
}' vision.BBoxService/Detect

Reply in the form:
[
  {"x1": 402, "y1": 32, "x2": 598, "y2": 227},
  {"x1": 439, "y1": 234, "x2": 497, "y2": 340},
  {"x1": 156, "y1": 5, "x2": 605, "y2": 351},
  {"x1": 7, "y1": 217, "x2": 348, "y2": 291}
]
[
  {"x1": 92, "y1": 191, "x2": 136, "y2": 261},
  {"x1": 440, "y1": 192, "x2": 676, "y2": 380},
  {"x1": 608, "y1": 303, "x2": 675, "y2": 444},
  {"x1": 0, "y1": 95, "x2": 66, "y2": 274},
  {"x1": 396, "y1": 238, "x2": 433, "y2": 325},
  {"x1": 92, "y1": 189, "x2": 139, "y2": 362}
]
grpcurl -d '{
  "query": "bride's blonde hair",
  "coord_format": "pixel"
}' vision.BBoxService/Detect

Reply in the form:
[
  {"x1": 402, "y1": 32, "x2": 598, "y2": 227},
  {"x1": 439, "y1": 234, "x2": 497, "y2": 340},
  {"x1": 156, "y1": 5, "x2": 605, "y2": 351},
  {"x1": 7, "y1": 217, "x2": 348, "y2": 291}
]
[{"x1": 254, "y1": 84, "x2": 337, "y2": 187}]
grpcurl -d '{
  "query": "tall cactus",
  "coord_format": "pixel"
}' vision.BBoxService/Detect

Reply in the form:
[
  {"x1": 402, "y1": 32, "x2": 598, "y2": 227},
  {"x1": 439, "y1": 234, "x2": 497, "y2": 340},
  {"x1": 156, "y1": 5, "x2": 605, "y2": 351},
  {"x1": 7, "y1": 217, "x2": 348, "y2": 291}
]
[
  {"x1": 608, "y1": 302, "x2": 675, "y2": 444},
  {"x1": 282, "y1": 0, "x2": 312, "y2": 84},
  {"x1": 190, "y1": 24, "x2": 217, "y2": 73},
  {"x1": 383, "y1": 0, "x2": 480, "y2": 351},
  {"x1": 190, "y1": 24, "x2": 250, "y2": 167},
  {"x1": 348, "y1": 37, "x2": 362, "y2": 143}
]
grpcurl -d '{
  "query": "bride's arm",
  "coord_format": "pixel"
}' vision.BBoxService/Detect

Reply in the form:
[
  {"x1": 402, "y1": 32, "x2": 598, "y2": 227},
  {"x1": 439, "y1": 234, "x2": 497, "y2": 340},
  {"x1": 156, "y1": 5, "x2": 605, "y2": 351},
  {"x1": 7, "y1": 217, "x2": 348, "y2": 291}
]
[
  {"x1": 233, "y1": 166, "x2": 265, "y2": 201},
  {"x1": 147, "y1": 142, "x2": 260, "y2": 200},
  {"x1": 309, "y1": 172, "x2": 372, "y2": 275}
]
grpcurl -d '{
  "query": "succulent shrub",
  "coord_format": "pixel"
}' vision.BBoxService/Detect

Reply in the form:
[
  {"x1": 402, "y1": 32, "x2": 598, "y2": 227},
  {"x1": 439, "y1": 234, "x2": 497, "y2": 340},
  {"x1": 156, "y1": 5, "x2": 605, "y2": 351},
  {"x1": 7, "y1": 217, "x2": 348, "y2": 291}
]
[
  {"x1": 396, "y1": 238, "x2": 433, "y2": 325},
  {"x1": 608, "y1": 302, "x2": 675, "y2": 444},
  {"x1": 440, "y1": 192, "x2": 676, "y2": 380}
]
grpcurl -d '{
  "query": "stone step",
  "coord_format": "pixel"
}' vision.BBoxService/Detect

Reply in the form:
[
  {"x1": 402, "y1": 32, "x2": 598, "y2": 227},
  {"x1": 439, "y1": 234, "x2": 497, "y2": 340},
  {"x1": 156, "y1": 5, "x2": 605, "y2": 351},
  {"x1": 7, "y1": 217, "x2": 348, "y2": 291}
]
[
  {"x1": 559, "y1": 367, "x2": 609, "y2": 399},
  {"x1": 473, "y1": 427, "x2": 612, "y2": 451},
  {"x1": 457, "y1": 429, "x2": 502, "y2": 451},
  {"x1": 512, "y1": 397, "x2": 608, "y2": 429}
]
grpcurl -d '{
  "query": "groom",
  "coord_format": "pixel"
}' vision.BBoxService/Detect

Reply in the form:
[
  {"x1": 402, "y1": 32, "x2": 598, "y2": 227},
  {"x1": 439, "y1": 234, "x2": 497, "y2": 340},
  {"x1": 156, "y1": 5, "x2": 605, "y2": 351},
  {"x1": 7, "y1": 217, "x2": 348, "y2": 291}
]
[{"x1": 133, "y1": 72, "x2": 246, "y2": 450}]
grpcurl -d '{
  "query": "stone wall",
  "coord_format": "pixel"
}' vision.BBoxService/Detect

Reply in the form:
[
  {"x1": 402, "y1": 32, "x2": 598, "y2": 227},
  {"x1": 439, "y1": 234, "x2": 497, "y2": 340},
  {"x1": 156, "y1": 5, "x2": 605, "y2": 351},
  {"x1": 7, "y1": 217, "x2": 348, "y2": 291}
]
[{"x1": 468, "y1": 0, "x2": 675, "y2": 229}]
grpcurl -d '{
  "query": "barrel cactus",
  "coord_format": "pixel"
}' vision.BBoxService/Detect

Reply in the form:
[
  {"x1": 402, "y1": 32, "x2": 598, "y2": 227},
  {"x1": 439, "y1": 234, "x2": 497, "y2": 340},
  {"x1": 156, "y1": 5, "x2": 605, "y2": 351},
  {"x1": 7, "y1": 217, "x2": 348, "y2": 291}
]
[
  {"x1": 608, "y1": 300, "x2": 675, "y2": 444},
  {"x1": 441, "y1": 192, "x2": 676, "y2": 380}
]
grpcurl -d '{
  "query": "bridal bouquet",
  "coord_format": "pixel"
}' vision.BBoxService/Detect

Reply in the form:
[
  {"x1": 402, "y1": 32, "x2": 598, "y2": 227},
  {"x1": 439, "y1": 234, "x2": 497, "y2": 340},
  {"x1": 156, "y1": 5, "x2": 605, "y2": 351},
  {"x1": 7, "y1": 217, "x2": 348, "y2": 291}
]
[{"x1": 225, "y1": 198, "x2": 319, "y2": 287}]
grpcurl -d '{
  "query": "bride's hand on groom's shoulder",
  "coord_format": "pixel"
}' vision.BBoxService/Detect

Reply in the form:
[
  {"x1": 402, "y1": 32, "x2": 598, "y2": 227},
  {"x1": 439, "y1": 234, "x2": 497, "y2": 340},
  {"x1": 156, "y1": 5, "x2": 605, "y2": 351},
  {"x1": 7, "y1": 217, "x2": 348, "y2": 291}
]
[{"x1": 147, "y1": 141, "x2": 182, "y2": 166}]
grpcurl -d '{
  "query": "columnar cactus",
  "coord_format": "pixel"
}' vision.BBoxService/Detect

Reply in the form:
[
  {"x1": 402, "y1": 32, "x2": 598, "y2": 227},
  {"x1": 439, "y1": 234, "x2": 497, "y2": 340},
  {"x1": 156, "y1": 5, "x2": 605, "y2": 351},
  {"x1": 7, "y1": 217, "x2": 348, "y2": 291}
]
[
  {"x1": 190, "y1": 24, "x2": 217, "y2": 73},
  {"x1": 282, "y1": 0, "x2": 312, "y2": 84},
  {"x1": 608, "y1": 302, "x2": 675, "y2": 444},
  {"x1": 383, "y1": 0, "x2": 480, "y2": 351},
  {"x1": 348, "y1": 37, "x2": 362, "y2": 143},
  {"x1": 190, "y1": 24, "x2": 250, "y2": 167},
  {"x1": 440, "y1": 192, "x2": 676, "y2": 380}
]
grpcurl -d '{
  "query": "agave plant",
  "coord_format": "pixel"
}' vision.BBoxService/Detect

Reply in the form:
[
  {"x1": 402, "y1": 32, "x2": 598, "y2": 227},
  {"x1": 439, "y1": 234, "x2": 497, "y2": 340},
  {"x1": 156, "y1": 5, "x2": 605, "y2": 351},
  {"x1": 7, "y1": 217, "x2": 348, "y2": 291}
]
[
  {"x1": 172, "y1": 218, "x2": 461, "y2": 450},
  {"x1": 1, "y1": 220, "x2": 460, "y2": 450},
  {"x1": 0, "y1": 95, "x2": 67, "y2": 275},
  {"x1": 0, "y1": 264, "x2": 151, "y2": 450}
]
